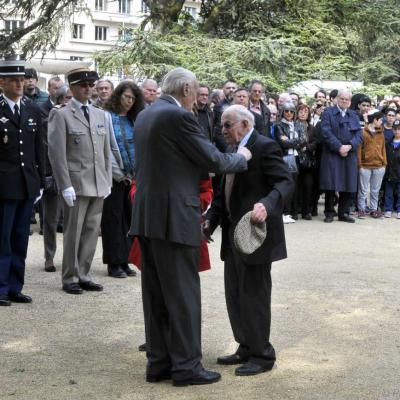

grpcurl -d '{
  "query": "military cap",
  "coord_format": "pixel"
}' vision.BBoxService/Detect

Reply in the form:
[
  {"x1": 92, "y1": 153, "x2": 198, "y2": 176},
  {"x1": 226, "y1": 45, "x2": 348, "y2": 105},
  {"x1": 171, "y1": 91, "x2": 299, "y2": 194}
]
[
  {"x1": 0, "y1": 54, "x2": 25, "y2": 76},
  {"x1": 67, "y1": 68, "x2": 99, "y2": 85}
]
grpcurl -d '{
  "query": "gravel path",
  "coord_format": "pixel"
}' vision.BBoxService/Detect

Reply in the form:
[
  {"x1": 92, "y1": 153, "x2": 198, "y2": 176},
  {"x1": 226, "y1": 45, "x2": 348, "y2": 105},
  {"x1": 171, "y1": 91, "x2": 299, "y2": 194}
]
[{"x1": 1, "y1": 211, "x2": 399, "y2": 400}]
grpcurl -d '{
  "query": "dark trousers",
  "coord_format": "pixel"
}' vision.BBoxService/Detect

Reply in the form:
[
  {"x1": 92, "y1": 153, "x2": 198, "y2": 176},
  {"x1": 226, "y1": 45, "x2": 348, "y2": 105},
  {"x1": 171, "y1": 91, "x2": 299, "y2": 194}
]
[
  {"x1": 138, "y1": 237, "x2": 203, "y2": 380},
  {"x1": 324, "y1": 190, "x2": 352, "y2": 217},
  {"x1": 298, "y1": 170, "x2": 313, "y2": 216},
  {"x1": 101, "y1": 180, "x2": 132, "y2": 265},
  {"x1": 0, "y1": 199, "x2": 34, "y2": 296},
  {"x1": 284, "y1": 172, "x2": 299, "y2": 216},
  {"x1": 224, "y1": 244, "x2": 276, "y2": 368},
  {"x1": 384, "y1": 181, "x2": 400, "y2": 212}
]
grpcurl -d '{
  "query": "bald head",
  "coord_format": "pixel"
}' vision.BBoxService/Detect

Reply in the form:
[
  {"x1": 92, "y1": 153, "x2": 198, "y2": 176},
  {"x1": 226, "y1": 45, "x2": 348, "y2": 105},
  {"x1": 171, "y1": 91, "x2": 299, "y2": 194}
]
[{"x1": 221, "y1": 105, "x2": 254, "y2": 145}]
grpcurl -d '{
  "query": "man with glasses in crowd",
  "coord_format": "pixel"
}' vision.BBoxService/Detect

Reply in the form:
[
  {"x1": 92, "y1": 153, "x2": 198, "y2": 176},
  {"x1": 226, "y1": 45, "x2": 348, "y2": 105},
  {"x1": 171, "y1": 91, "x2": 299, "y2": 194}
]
[
  {"x1": 319, "y1": 89, "x2": 363, "y2": 223},
  {"x1": 48, "y1": 68, "x2": 112, "y2": 295}
]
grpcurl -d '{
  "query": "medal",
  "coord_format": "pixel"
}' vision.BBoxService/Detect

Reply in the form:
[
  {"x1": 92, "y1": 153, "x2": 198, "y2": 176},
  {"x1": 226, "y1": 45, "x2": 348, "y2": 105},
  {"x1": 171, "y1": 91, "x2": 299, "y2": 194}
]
[{"x1": 3, "y1": 134, "x2": 8, "y2": 144}]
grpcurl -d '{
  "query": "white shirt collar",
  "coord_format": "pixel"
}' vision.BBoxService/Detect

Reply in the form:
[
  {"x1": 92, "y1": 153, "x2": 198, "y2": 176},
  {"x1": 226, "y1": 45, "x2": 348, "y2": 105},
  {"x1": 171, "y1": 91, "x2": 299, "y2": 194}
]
[
  {"x1": 167, "y1": 95, "x2": 182, "y2": 108},
  {"x1": 238, "y1": 128, "x2": 254, "y2": 147},
  {"x1": 2, "y1": 94, "x2": 21, "y2": 112},
  {"x1": 337, "y1": 105, "x2": 347, "y2": 117}
]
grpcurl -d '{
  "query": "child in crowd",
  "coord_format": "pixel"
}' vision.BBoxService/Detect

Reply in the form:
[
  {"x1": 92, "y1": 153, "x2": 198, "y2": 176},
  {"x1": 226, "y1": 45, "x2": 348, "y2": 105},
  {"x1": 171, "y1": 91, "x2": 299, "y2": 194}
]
[{"x1": 384, "y1": 120, "x2": 400, "y2": 218}]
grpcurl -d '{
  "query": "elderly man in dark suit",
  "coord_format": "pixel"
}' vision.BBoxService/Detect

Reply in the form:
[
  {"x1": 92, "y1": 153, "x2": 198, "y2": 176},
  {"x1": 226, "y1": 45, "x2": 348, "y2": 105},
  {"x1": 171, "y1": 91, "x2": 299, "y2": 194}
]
[
  {"x1": 129, "y1": 68, "x2": 251, "y2": 386},
  {"x1": 0, "y1": 56, "x2": 45, "y2": 306},
  {"x1": 204, "y1": 105, "x2": 293, "y2": 376},
  {"x1": 319, "y1": 89, "x2": 363, "y2": 223}
]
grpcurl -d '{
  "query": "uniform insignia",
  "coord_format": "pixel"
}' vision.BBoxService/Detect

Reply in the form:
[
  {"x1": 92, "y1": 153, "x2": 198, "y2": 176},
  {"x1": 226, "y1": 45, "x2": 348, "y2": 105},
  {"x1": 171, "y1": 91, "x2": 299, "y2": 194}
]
[
  {"x1": 0, "y1": 117, "x2": 9, "y2": 123},
  {"x1": 74, "y1": 137, "x2": 81, "y2": 144},
  {"x1": 3, "y1": 135, "x2": 8, "y2": 144},
  {"x1": 28, "y1": 118, "x2": 37, "y2": 126}
]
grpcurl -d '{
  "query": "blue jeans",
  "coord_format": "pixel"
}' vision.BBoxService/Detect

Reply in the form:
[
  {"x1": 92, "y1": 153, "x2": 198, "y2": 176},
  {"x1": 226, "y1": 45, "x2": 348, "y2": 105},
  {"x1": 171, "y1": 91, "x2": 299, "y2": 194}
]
[{"x1": 384, "y1": 181, "x2": 400, "y2": 212}]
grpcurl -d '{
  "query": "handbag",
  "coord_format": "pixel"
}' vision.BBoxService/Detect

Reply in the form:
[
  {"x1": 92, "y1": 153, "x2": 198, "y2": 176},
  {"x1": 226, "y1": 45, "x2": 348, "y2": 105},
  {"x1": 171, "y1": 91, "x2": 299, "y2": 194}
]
[
  {"x1": 298, "y1": 150, "x2": 316, "y2": 171},
  {"x1": 283, "y1": 154, "x2": 298, "y2": 173}
]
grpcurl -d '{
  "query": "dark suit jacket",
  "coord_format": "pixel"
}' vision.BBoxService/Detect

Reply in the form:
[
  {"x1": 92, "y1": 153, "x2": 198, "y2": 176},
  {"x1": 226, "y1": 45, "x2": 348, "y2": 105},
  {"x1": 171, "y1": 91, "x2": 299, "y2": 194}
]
[
  {"x1": 129, "y1": 95, "x2": 248, "y2": 247},
  {"x1": 0, "y1": 95, "x2": 45, "y2": 200},
  {"x1": 207, "y1": 131, "x2": 293, "y2": 265}
]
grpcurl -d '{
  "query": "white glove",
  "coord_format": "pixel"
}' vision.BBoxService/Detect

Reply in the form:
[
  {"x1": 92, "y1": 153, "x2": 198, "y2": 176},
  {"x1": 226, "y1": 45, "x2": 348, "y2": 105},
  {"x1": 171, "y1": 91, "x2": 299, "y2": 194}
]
[
  {"x1": 62, "y1": 186, "x2": 76, "y2": 207},
  {"x1": 237, "y1": 146, "x2": 252, "y2": 161},
  {"x1": 34, "y1": 188, "x2": 43, "y2": 204},
  {"x1": 104, "y1": 187, "x2": 112, "y2": 199}
]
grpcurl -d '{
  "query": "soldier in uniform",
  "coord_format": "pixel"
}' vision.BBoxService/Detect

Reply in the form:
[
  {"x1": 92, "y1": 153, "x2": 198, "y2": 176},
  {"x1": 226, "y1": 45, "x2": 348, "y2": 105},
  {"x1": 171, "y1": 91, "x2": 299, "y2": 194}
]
[
  {"x1": 0, "y1": 55, "x2": 45, "y2": 307},
  {"x1": 48, "y1": 68, "x2": 112, "y2": 295}
]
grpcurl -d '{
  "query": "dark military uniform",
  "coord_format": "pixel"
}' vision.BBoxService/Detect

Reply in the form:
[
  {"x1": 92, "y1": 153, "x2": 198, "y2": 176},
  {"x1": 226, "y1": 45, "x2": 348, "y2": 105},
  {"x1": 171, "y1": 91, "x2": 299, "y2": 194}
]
[{"x1": 0, "y1": 94, "x2": 45, "y2": 298}]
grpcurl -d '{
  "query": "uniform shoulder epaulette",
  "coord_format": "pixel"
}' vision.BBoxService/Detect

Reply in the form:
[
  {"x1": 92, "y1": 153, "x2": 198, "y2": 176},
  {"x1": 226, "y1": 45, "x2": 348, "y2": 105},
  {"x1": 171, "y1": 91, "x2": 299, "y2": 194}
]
[
  {"x1": 92, "y1": 103, "x2": 102, "y2": 109},
  {"x1": 54, "y1": 104, "x2": 66, "y2": 109},
  {"x1": 0, "y1": 95, "x2": 5, "y2": 107}
]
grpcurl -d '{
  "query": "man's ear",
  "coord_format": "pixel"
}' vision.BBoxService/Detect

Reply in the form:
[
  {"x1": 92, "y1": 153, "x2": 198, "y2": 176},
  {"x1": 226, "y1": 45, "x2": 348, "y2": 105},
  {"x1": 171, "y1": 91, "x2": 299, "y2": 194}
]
[{"x1": 182, "y1": 82, "x2": 190, "y2": 97}]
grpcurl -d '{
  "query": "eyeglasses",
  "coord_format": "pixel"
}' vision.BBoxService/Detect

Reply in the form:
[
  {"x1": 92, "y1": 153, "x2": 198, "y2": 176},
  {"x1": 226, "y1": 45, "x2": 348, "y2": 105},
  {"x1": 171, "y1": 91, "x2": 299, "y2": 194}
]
[
  {"x1": 284, "y1": 110, "x2": 295, "y2": 113},
  {"x1": 122, "y1": 93, "x2": 135, "y2": 102},
  {"x1": 79, "y1": 82, "x2": 95, "y2": 88},
  {"x1": 222, "y1": 121, "x2": 240, "y2": 129}
]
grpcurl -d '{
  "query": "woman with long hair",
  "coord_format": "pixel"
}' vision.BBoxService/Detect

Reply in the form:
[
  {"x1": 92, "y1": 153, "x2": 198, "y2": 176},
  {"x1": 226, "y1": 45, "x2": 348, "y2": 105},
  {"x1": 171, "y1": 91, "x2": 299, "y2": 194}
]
[{"x1": 101, "y1": 81, "x2": 145, "y2": 278}]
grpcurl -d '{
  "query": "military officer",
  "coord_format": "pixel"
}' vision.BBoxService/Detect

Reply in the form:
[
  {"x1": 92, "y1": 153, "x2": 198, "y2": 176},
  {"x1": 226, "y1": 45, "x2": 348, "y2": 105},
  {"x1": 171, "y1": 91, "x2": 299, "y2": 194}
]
[
  {"x1": 48, "y1": 68, "x2": 112, "y2": 295},
  {"x1": 0, "y1": 55, "x2": 45, "y2": 306}
]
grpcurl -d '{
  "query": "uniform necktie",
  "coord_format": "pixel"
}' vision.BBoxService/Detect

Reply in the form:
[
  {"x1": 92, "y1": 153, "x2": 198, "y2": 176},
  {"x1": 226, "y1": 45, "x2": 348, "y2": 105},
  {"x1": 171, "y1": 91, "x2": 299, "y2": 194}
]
[
  {"x1": 82, "y1": 105, "x2": 90, "y2": 125},
  {"x1": 14, "y1": 104, "x2": 20, "y2": 123}
]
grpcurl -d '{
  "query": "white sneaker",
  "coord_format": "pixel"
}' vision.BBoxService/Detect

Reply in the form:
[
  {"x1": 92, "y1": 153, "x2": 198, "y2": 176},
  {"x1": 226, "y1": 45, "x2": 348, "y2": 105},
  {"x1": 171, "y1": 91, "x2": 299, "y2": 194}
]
[
  {"x1": 397, "y1": 212, "x2": 400, "y2": 219},
  {"x1": 286, "y1": 215, "x2": 296, "y2": 223},
  {"x1": 384, "y1": 211, "x2": 392, "y2": 218}
]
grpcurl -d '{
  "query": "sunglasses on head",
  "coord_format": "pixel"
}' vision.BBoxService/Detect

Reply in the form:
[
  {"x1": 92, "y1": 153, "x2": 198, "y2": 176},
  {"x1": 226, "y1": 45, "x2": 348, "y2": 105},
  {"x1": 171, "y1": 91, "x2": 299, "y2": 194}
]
[{"x1": 79, "y1": 82, "x2": 95, "y2": 88}]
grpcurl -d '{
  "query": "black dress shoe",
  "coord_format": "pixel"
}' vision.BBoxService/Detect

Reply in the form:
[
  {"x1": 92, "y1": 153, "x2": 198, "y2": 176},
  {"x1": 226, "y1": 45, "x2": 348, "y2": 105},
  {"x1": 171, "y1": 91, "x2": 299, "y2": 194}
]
[
  {"x1": 79, "y1": 281, "x2": 103, "y2": 291},
  {"x1": 324, "y1": 216, "x2": 334, "y2": 223},
  {"x1": 45, "y1": 265, "x2": 56, "y2": 272},
  {"x1": 107, "y1": 264, "x2": 127, "y2": 278},
  {"x1": 146, "y1": 372, "x2": 171, "y2": 382},
  {"x1": 302, "y1": 213, "x2": 312, "y2": 220},
  {"x1": 338, "y1": 214, "x2": 355, "y2": 223},
  {"x1": 138, "y1": 343, "x2": 147, "y2": 352},
  {"x1": 56, "y1": 225, "x2": 63, "y2": 233},
  {"x1": 8, "y1": 292, "x2": 32, "y2": 303},
  {"x1": 235, "y1": 361, "x2": 274, "y2": 376},
  {"x1": 173, "y1": 369, "x2": 221, "y2": 386},
  {"x1": 217, "y1": 353, "x2": 248, "y2": 365},
  {"x1": 291, "y1": 214, "x2": 298, "y2": 220},
  {"x1": 63, "y1": 283, "x2": 83, "y2": 295},
  {"x1": 0, "y1": 295, "x2": 11, "y2": 306},
  {"x1": 120, "y1": 263, "x2": 137, "y2": 277}
]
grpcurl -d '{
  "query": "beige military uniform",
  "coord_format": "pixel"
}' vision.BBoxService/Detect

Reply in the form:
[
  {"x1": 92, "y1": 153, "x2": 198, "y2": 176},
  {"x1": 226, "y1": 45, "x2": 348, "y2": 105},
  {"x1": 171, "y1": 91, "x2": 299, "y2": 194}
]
[{"x1": 48, "y1": 98, "x2": 112, "y2": 284}]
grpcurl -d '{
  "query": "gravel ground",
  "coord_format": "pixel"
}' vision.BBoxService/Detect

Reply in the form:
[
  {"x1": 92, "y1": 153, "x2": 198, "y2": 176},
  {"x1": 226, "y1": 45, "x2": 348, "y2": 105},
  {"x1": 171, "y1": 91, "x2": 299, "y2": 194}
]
[{"x1": 1, "y1": 210, "x2": 400, "y2": 400}]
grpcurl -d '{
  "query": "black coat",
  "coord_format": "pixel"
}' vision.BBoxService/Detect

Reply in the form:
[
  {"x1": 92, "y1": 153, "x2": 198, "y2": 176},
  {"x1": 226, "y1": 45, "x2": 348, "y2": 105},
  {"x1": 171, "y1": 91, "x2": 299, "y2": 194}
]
[
  {"x1": 129, "y1": 95, "x2": 248, "y2": 247},
  {"x1": 386, "y1": 141, "x2": 400, "y2": 183},
  {"x1": 207, "y1": 131, "x2": 294, "y2": 265},
  {"x1": 0, "y1": 95, "x2": 45, "y2": 200}
]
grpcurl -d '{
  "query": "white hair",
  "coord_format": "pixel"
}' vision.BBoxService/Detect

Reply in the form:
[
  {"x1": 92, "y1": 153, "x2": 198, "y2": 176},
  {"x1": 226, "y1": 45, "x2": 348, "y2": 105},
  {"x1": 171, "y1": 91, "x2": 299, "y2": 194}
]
[
  {"x1": 337, "y1": 89, "x2": 352, "y2": 98},
  {"x1": 223, "y1": 105, "x2": 255, "y2": 127},
  {"x1": 161, "y1": 68, "x2": 197, "y2": 96}
]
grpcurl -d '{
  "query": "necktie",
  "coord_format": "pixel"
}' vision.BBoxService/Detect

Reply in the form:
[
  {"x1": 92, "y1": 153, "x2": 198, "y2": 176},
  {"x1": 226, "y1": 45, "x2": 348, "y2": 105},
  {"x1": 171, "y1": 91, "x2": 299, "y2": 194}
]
[
  {"x1": 225, "y1": 144, "x2": 239, "y2": 214},
  {"x1": 82, "y1": 105, "x2": 90, "y2": 125},
  {"x1": 14, "y1": 104, "x2": 20, "y2": 123}
]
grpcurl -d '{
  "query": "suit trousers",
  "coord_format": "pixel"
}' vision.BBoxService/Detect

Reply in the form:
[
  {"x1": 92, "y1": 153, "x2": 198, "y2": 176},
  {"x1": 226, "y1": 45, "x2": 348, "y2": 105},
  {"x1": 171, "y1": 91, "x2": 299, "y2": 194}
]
[
  {"x1": 42, "y1": 191, "x2": 62, "y2": 262},
  {"x1": 138, "y1": 237, "x2": 203, "y2": 380},
  {"x1": 62, "y1": 196, "x2": 104, "y2": 284},
  {"x1": 101, "y1": 180, "x2": 132, "y2": 265},
  {"x1": 224, "y1": 242, "x2": 276, "y2": 368},
  {"x1": 324, "y1": 190, "x2": 352, "y2": 217},
  {"x1": 0, "y1": 199, "x2": 34, "y2": 296}
]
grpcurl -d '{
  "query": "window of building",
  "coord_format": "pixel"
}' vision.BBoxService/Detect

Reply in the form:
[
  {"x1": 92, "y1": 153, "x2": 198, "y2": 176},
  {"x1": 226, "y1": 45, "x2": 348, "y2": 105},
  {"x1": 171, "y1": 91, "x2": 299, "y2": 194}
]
[
  {"x1": 95, "y1": 0, "x2": 105, "y2": 11},
  {"x1": 119, "y1": 0, "x2": 130, "y2": 14},
  {"x1": 184, "y1": 6, "x2": 197, "y2": 18},
  {"x1": 72, "y1": 24, "x2": 84, "y2": 39},
  {"x1": 118, "y1": 28, "x2": 133, "y2": 43},
  {"x1": 70, "y1": 56, "x2": 84, "y2": 61},
  {"x1": 141, "y1": 0, "x2": 149, "y2": 13},
  {"x1": 95, "y1": 26, "x2": 108, "y2": 41},
  {"x1": 4, "y1": 20, "x2": 24, "y2": 33}
]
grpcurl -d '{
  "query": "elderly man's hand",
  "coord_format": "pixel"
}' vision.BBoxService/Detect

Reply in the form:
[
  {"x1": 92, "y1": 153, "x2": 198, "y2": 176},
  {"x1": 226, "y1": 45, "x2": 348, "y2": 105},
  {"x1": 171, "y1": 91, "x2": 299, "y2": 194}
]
[
  {"x1": 250, "y1": 203, "x2": 268, "y2": 223},
  {"x1": 201, "y1": 220, "x2": 214, "y2": 243},
  {"x1": 237, "y1": 146, "x2": 252, "y2": 161},
  {"x1": 339, "y1": 145, "x2": 351, "y2": 157}
]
